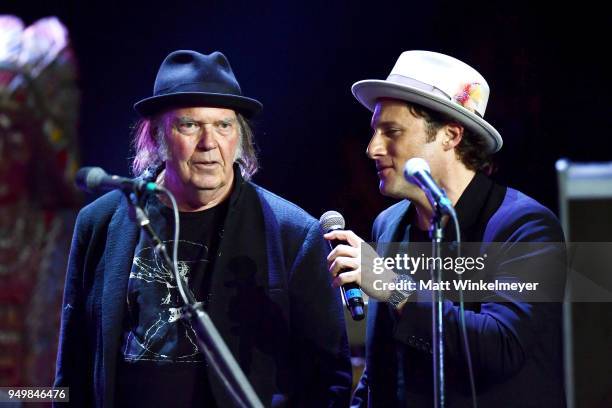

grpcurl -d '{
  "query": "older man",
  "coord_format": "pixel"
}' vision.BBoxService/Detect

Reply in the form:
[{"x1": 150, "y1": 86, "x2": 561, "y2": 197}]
[
  {"x1": 326, "y1": 51, "x2": 565, "y2": 406},
  {"x1": 55, "y1": 50, "x2": 352, "y2": 407}
]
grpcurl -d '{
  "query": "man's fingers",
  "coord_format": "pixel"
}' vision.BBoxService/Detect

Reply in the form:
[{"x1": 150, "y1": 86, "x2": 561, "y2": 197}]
[
  {"x1": 327, "y1": 244, "x2": 359, "y2": 267},
  {"x1": 323, "y1": 230, "x2": 364, "y2": 247},
  {"x1": 332, "y1": 270, "x2": 360, "y2": 288},
  {"x1": 329, "y1": 256, "x2": 360, "y2": 277}
]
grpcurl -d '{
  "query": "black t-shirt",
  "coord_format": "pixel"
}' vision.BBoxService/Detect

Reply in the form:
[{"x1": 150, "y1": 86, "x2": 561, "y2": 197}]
[{"x1": 114, "y1": 195, "x2": 228, "y2": 407}]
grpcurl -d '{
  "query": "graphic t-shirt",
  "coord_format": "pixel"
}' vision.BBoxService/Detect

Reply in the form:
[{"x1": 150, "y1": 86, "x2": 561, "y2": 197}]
[{"x1": 114, "y1": 195, "x2": 228, "y2": 407}]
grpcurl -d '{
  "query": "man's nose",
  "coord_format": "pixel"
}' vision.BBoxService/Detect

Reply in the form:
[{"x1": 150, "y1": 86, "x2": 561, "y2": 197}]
[
  {"x1": 366, "y1": 131, "x2": 385, "y2": 159},
  {"x1": 197, "y1": 125, "x2": 217, "y2": 150}
]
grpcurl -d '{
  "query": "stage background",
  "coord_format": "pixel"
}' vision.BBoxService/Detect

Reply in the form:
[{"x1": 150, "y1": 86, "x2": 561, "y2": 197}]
[{"x1": 7, "y1": 0, "x2": 611, "y2": 237}]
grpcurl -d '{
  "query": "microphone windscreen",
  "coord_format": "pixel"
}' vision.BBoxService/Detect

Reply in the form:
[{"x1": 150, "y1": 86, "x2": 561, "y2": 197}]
[
  {"x1": 404, "y1": 157, "x2": 431, "y2": 176},
  {"x1": 404, "y1": 157, "x2": 431, "y2": 181},
  {"x1": 319, "y1": 210, "x2": 345, "y2": 233},
  {"x1": 75, "y1": 167, "x2": 106, "y2": 192}
]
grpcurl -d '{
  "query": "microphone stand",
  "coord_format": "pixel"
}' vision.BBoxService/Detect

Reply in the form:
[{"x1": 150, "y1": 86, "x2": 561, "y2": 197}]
[
  {"x1": 126, "y1": 191, "x2": 263, "y2": 408},
  {"x1": 430, "y1": 207, "x2": 445, "y2": 408}
]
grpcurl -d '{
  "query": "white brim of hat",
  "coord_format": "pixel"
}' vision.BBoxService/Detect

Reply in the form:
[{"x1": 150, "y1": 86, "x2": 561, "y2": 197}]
[{"x1": 352, "y1": 79, "x2": 503, "y2": 153}]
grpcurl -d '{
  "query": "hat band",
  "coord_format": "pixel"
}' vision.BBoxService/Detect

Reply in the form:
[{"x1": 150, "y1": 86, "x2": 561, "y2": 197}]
[
  {"x1": 387, "y1": 74, "x2": 453, "y2": 101},
  {"x1": 155, "y1": 81, "x2": 240, "y2": 96},
  {"x1": 386, "y1": 74, "x2": 483, "y2": 118}
]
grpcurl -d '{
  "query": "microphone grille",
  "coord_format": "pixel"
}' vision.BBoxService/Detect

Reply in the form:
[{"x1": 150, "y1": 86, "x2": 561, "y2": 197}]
[
  {"x1": 75, "y1": 167, "x2": 107, "y2": 192},
  {"x1": 404, "y1": 157, "x2": 431, "y2": 179},
  {"x1": 319, "y1": 210, "x2": 345, "y2": 232}
]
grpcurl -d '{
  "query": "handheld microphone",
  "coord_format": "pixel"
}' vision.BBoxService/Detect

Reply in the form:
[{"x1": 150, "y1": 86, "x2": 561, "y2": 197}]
[
  {"x1": 75, "y1": 167, "x2": 162, "y2": 195},
  {"x1": 403, "y1": 158, "x2": 454, "y2": 215},
  {"x1": 319, "y1": 210, "x2": 365, "y2": 321}
]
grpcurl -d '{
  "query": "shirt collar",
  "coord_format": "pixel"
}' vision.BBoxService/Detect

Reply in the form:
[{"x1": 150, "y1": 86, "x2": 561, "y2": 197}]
[
  {"x1": 452, "y1": 172, "x2": 494, "y2": 235},
  {"x1": 403, "y1": 171, "x2": 495, "y2": 242}
]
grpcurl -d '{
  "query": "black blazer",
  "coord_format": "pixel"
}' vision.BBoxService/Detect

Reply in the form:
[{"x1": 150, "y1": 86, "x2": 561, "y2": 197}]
[{"x1": 54, "y1": 174, "x2": 352, "y2": 407}]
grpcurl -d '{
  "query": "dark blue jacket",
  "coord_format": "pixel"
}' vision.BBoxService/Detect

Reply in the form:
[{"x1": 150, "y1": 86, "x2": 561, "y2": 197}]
[
  {"x1": 54, "y1": 173, "x2": 352, "y2": 407},
  {"x1": 353, "y1": 173, "x2": 566, "y2": 407}
]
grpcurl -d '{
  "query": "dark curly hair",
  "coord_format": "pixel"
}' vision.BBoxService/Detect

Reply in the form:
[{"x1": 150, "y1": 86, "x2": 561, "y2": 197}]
[{"x1": 407, "y1": 103, "x2": 496, "y2": 175}]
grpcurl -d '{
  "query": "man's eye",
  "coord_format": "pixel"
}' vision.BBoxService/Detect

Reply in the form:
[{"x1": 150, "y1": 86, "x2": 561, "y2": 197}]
[
  {"x1": 218, "y1": 121, "x2": 232, "y2": 129},
  {"x1": 178, "y1": 122, "x2": 199, "y2": 132},
  {"x1": 384, "y1": 128, "x2": 401, "y2": 137}
]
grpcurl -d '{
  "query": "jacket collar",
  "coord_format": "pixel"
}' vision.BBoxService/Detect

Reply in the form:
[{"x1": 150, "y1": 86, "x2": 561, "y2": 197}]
[{"x1": 397, "y1": 172, "x2": 502, "y2": 243}]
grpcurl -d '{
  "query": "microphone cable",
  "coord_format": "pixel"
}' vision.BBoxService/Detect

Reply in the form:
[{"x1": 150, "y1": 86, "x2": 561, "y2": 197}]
[{"x1": 449, "y1": 211, "x2": 477, "y2": 408}]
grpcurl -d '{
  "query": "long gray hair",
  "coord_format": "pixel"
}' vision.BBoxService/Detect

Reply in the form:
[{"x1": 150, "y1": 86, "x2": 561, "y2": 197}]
[{"x1": 131, "y1": 111, "x2": 259, "y2": 180}]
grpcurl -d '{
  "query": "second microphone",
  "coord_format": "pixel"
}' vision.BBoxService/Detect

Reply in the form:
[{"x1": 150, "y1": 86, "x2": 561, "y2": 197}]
[{"x1": 320, "y1": 211, "x2": 365, "y2": 321}]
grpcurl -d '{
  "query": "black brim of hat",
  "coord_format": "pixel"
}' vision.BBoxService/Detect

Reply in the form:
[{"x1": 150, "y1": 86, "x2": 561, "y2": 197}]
[{"x1": 134, "y1": 92, "x2": 263, "y2": 118}]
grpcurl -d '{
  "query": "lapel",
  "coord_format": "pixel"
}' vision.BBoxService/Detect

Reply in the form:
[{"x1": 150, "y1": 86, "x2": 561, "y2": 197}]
[
  {"x1": 376, "y1": 201, "x2": 412, "y2": 257},
  {"x1": 208, "y1": 175, "x2": 269, "y2": 350},
  {"x1": 379, "y1": 213, "x2": 404, "y2": 244},
  {"x1": 206, "y1": 174, "x2": 274, "y2": 401},
  {"x1": 101, "y1": 194, "x2": 139, "y2": 406}
]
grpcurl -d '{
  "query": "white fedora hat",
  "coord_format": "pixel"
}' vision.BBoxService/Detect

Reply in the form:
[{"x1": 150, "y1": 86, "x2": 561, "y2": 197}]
[{"x1": 352, "y1": 50, "x2": 503, "y2": 153}]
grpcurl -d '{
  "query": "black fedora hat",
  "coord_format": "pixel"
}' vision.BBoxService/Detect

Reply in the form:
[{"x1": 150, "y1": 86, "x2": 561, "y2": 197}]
[{"x1": 134, "y1": 50, "x2": 263, "y2": 117}]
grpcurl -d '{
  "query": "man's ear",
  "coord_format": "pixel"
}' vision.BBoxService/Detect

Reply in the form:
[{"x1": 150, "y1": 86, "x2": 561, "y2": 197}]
[{"x1": 442, "y1": 123, "x2": 464, "y2": 151}]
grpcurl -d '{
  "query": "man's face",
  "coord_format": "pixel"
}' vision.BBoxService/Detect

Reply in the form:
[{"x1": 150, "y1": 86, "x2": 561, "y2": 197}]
[
  {"x1": 162, "y1": 107, "x2": 240, "y2": 196},
  {"x1": 367, "y1": 99, "x2": 444, "y2": 199}
]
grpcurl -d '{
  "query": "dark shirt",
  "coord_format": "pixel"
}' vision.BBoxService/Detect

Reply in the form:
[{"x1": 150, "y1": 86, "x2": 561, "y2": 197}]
[{"x1": 114, "y1": 195, "x2": 227, "y2": 407}]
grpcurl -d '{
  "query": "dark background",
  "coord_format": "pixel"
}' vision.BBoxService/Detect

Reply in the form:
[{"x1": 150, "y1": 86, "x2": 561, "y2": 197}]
[{"x1": 7, "y1": 0, "x2": 611, "y2": 238}]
